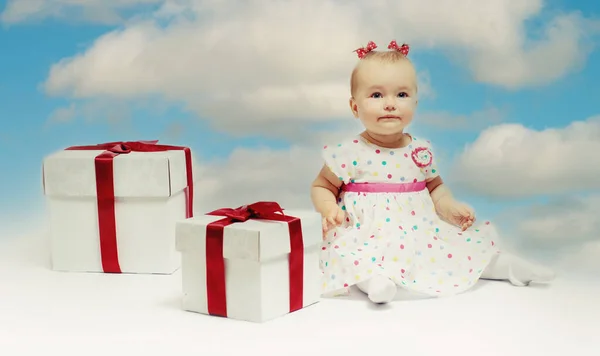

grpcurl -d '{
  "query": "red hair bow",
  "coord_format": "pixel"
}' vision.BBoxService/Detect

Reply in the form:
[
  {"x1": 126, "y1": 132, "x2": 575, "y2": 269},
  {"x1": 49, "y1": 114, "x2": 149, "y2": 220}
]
[
  {"x1": 388, "y1": 40, "x2": 409, "y2": 56},
  {"x1": 354, "y1": 41, "x2": 377, "y2": 59}
]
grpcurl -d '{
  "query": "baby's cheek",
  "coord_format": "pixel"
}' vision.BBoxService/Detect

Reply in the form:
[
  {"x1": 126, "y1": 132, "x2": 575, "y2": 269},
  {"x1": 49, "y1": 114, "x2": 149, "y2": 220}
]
[
  {"x1": 362, "y1": 100, "x2": 380, "y2": 112},
  {"x1": 399, "y1": 108, "x2": 415, "y2": 119}
]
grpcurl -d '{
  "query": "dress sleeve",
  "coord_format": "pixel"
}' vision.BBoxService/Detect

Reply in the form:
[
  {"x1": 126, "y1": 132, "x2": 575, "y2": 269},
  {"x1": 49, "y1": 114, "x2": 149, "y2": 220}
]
[
  {"x1": 322, "y1": 142, "x2": 355, "y2": 185},
  {"x1": 424, "y1": 142, "x2": 440, "y2": 181},
  {"x1": 410, "y1": 139, "x2": 440, "y2": 181}
]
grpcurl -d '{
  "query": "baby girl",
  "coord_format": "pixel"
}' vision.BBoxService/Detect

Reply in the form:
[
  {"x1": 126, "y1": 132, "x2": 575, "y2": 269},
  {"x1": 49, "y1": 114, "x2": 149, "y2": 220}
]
[{"x1": 310, "y1": 40, "x2": 555, "y2": 304}]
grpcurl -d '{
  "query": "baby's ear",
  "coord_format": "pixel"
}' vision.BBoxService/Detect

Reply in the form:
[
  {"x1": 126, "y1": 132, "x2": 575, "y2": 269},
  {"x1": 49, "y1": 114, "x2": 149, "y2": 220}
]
[{"x1": 348, "y1": 97, "x2": 359, "y2": 118}]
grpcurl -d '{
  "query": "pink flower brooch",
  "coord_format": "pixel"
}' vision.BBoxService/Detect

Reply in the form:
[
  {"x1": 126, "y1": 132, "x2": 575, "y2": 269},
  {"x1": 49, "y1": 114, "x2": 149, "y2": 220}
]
[{"x1": 411, "y1": 147, "x2": 433, "y2": 168}]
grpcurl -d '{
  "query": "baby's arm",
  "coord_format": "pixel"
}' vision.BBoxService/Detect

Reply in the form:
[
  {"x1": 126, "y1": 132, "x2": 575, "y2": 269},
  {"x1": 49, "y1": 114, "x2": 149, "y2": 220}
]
[
  {"x1": 427, "y1": 176, "x2": 453, "y2": 207},
  {"x1": 310, "y1": 164, "x2": 343, "y2": 215},
  {"x1": 428, "y1": 176, "x2": 475, "y2": 230},
  {"x1": 427, "y1": 176, "x2": 461, "y2": 223}
]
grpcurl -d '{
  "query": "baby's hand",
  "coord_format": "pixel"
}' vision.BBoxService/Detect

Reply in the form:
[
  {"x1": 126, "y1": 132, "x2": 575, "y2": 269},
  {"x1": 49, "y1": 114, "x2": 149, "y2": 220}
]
[
  {"x1": 442, "y1": 201, "x2": 476, "y2": 231},
  {"x1": 321, "y1": 203, "x2": 345, "y2": 235}
]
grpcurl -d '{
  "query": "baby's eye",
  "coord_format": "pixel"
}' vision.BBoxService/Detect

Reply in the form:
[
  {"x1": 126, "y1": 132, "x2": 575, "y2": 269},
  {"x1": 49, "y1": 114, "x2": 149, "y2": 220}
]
[
  {"x1": 398, "y1": 92, "x2": 409, "y2": 98},
  {"x1": 370, "y1": 92, "x2": 382, "y2": 98}
]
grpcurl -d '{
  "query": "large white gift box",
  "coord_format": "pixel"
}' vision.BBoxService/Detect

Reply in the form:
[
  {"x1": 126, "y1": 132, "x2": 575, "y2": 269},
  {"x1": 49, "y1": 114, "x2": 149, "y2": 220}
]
[
  {"x1": 42, "y1": 140, "x2": 194, "y2": 274},
  {"x1": 175, "y1": 202, "x2": 322, "y2": 323}
]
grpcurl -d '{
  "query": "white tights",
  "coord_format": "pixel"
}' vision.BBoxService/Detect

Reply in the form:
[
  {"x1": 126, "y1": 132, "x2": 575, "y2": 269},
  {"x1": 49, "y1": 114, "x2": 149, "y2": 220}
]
[
  {"x1": 480, "y1": 251, "x2": 556, "y2": 286},
  {"x1": 356, "y1": 252, "x2": 556, "y2": 304}
]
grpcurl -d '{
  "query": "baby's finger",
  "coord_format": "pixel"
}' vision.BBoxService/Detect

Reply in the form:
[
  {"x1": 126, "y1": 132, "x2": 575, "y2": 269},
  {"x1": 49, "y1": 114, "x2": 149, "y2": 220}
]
[
  {"x1": 327, "y1": 216, "x2": 337, "y2": 226},
  {"x1": 322, "y1": 219, "x2": 329, "y2": 232},
  {"x1": 461, "y1": 207, "x2": 472, "y2": 218},
  {"x1": 466, "y1": 207, "x2": 476, "y2": 220},
  {"x1": 469, "y1": 211, "x2": 475, "y2": 221}
]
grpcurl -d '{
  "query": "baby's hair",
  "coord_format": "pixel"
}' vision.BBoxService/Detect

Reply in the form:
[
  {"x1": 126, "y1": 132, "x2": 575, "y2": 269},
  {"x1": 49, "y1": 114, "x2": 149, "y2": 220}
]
[{"x1": 350, "y1": 40, "x2": 416, "y2": 97}]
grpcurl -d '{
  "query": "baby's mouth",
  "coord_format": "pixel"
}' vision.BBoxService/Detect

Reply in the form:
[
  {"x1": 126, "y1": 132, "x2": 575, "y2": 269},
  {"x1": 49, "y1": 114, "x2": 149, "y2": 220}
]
[{"x1": 378, "y1": 115, "x2": 402, "y2": 121}]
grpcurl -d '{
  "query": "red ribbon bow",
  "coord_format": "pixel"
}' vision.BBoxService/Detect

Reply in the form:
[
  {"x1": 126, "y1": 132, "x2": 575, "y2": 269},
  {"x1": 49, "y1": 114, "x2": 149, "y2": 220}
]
[
  {"x1": 388, "y1": 40, "x2": 410, "y2": 56},
  {"x1": 65, "y1": 140, "x2": 194, "y2": 273},
  {"x1": 354, "y1": 41, "x2": 378, "y2": 59},
  {"x1": 203, "y1": 201, "x2": 304, "y2": 317},
  {"x1": 207, "y1": 201, "x2": 285, "y2": 222}
]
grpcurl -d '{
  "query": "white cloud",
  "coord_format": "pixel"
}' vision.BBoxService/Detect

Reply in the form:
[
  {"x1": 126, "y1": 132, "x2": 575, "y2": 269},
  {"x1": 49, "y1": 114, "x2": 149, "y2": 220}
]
[
  {"x1": 192, "y1": 146, "x2": 322, "y2": 214},
  {"x1": 43, "y1": 0, "x2": 362, "y2": 136},
  {"x1": 491, "y1": 194, "x2": 600, "y2": 275},
  {"x1": 415, "y1": 70, "x2": 435, "y2": 99},
  {"x1": 1, "y1": 0, "x2": 161, "y2": 25},
  {"x1": 451, "y1": 116, "x2": 600, "y2": 198},
  {"x1": 47, "y1": 103, "x2": 77, "y2": 123},
  {"x1": 45, "y1": 98, "x2": 168, "y2": 126},
  {"x1": 39, "y1": 0, "x2": 598, "y2": 136},
  {"x1": 507, "y1": 195, "x2": 600, "y2": 247},
  {"x1": 466, "y1": 12, "x2": 594, "y2": 89},
  {"x1": 416, "y1": 107, "x2": 505, "y2": 130},
  {"x1": 558, "y1": 240, "x2": 600, "y2": 276}
]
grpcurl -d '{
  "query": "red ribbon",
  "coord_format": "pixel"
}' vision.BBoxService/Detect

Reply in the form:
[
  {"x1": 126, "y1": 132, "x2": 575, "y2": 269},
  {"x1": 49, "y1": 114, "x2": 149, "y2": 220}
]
[
  {"x1": 204, "y1": 201, "x2": 304, "y2": 317},
  {"x1": 387, "y1": 40, "x2": 410, "y2": 56},
  {"x1": 65, "y1": 140, "x2": 194, "y2": 273},
  {"x1": 354, "y1": 40, "x2": 377, "y2": 59}
]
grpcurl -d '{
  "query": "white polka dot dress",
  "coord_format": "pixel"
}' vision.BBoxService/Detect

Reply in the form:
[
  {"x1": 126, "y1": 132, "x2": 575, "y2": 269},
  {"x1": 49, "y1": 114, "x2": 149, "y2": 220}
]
[{"x1": 319, "y1": 134, "x2": 500, "y2": 297}]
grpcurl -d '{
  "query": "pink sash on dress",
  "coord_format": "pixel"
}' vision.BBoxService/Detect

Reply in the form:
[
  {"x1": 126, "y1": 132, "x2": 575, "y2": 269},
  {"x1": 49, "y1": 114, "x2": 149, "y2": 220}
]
[{"x1": 341, "y1": 181, "x2": 426, "y2": 193}]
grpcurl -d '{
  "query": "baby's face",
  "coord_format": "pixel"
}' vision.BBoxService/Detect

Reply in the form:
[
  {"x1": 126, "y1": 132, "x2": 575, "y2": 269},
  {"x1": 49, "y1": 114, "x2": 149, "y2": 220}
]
[{"x1": 350, "y1": 60, "x2": 418, "y2": 136}]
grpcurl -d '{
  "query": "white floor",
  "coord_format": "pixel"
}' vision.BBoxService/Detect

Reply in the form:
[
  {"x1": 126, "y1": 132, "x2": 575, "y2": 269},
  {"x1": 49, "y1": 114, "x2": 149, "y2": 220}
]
[{"x1": 1, "y1": 231, "x2": 597, "y2": 356}]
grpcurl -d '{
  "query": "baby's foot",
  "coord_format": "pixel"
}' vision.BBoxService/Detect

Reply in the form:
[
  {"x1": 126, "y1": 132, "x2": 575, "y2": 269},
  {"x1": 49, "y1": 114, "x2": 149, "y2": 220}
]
[
  {"x1": 482, "y1": 252, "x2": 556, "y2": 286},
  {"x1": 508, "y1": 255, "x2": 556, "y2": 286},
  {"x1": 357, "y1": 275, "x2": 397, "y2": 303}
]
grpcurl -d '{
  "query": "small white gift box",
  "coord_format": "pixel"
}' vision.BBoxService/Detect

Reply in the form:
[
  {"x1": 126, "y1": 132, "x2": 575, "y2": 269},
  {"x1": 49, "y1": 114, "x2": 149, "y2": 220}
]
[
  {"x1": 42, "y1": 140, "x2": 194, "y2": 274},
  {"x1": 175, "y1": 202, "x2": 322, "y2": 322}
]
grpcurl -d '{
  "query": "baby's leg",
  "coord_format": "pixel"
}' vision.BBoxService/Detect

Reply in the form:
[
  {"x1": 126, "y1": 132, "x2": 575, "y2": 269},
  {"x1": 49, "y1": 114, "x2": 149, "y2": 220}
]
[
  {"x1": 356, "y1": 275, "x2": 397, "y2": 303},
  {"x1": 481, "y1": 252, "x2": 556, "y2": 286}
]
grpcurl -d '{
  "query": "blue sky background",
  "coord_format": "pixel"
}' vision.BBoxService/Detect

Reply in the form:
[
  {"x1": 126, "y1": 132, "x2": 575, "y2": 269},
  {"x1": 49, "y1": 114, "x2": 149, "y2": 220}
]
[{"x1": 0, "y1": 0, "x2": 599, "y2": 266}]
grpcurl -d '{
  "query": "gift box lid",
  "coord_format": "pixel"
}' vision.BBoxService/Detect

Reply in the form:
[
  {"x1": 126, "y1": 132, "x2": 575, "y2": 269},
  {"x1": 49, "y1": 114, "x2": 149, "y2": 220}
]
[
  {"x1": 42, "y1": 148, "x2": 191, "y2": 198},
  {"x1": 175, "y1": 210, "x2": 322, "y2": 261}
]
